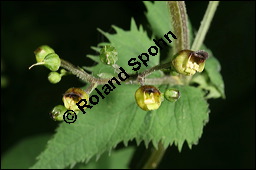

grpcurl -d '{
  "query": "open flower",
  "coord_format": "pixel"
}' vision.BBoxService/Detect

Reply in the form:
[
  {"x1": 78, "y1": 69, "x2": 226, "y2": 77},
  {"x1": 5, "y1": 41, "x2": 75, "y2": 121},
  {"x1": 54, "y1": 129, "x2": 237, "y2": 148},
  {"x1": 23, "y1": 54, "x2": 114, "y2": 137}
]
[
  {"x1": 171, "y1": 50, "x2": 208, "y2": 76},
  {"x1": 135, "y1": 85, "x2": 163, "y2": 111},
  {"x1": 63, "y1": 88, "x2": 89, "y2": 112}
]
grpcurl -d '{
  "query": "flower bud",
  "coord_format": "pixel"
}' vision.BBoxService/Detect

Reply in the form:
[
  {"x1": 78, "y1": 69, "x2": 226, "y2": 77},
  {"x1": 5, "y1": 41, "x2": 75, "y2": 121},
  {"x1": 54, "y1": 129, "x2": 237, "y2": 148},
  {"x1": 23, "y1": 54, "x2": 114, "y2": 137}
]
[
  {"x1": 164, "y1": 88, "x2": 180, "y2": 102},
  {"x1": 43, "y1": 53, "x2": 61, "y2": 71},
  {"x1": 48, "y1": 71, "x2": 62, "y2": 84},
  {"x1": 49, "y1": 105, "x2": 67, "y2": 121},
  {"x1": 171, "y1": 50, "x2": 208, "y2": 76},
  {"x1": 60, "y1": 69, "x2": 68, "y2": 76},
  {"x1": 135, "y1": 85, "x2": 162, "y2": 111},
  {"x1": 34, "y1": 45, "x2": 55, "y2": 62},
  {"x1": 99, "y1": 45, "x2": 118, "y2": 65},
  {"x1": 29, "y1": 53, "x2": 60, "y2": 71},
  {"x1": 63, "y1": 88, "x2": 89, "y2": 112}
]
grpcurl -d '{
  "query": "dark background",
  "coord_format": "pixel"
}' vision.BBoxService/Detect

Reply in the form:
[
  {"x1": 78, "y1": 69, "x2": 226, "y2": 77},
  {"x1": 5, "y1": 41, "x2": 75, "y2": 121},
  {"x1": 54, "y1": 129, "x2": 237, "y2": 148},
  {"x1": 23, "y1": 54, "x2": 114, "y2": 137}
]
[{"x1": 1, "y1": 1, "x2": 255, "y2": 169}]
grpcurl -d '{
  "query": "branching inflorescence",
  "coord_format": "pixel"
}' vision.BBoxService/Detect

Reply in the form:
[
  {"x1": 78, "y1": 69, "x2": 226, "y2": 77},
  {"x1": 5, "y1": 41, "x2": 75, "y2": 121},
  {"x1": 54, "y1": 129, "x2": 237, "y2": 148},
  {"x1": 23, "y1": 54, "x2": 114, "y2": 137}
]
[
  {"x1": 29, "y1": 31, "x2": 208, "y2": 121},
  {"x1": 29, "y1": 1, "x2": 223, "y2": 169}
]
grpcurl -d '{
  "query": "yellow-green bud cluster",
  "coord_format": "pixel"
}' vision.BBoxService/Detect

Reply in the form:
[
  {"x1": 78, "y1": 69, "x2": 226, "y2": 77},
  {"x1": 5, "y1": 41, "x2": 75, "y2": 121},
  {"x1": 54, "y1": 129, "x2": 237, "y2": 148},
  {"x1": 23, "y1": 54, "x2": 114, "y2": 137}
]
[{"x1": 29, "y1": 45, "x2": 61, "y2": 71}]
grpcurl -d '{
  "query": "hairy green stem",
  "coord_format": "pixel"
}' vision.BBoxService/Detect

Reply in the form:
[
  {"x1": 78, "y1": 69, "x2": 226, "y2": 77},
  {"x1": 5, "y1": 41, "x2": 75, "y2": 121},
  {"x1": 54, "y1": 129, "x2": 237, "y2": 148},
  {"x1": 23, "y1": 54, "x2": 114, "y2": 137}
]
[
  {"x1": 162, "y1": 1, "x2": 190, "y2": 67},
  {"x1": 167, "y1": 1, "x2": 190, "y2": 53},
  {"x1": 191, "y1": 1, "x2": 219, "y2": 50},
  {"x1": 60, "y1": 59, "x2": 109, "y2": 84},
  {"x1": 139, "y1": 63, "x2": 170, "y2": 78},
  {"x1": 84, "y1": 83, "x2": 98, "y2": 94},
  {"x1": 137, "y1": 63, "x2": 171, "y2": 85},
  {"x1": 128, "y1": 75, "x2": 182, "y2": 85}
]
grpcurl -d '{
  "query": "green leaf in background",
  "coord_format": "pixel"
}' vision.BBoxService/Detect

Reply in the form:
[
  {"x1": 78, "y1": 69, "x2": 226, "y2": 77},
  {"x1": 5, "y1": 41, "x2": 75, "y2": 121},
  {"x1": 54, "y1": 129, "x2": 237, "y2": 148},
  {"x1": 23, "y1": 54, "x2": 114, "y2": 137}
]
[
  {"x1": 190, "y1": 73, "x2": 222, "y2": 99},
  {"x1": 190, "y1": 45, "x2": 225, "y2": 99},
  {"x1": 74, "y1": 147, "x2": 135, "y2": 169},
  {"x1": 31, "y1": 84, "x2": 209, "y2": 168},
  {"x1": 1, "y1": 134, "x2": 51, "y2": 169},
  {"x1": 195, "y1": 45, "x2": 225, "y2": 99},
  {"x1": 144, "y1": 1, "x2": 173, "y2": 40}
]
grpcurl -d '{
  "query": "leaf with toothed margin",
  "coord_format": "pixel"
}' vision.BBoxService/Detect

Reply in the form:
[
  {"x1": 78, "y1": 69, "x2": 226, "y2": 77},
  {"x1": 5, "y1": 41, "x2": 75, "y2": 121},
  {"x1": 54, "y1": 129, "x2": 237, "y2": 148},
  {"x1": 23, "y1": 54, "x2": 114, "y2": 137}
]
[
  {"x1": 31, "y1": 84, "x2": 209, "y2": 168},
  {"x1": 84, "y1": 18, "x2": 163, "y2": 79}
]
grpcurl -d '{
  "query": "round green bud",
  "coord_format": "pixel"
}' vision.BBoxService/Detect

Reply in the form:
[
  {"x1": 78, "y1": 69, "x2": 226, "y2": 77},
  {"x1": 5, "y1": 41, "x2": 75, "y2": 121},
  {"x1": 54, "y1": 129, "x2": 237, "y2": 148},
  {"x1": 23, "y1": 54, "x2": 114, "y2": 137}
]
[
  {"x1": 50, "y1": 105, "x2": 67, "y2": 121},
  {"x1": 63, "y1": 88, "x2": 89, "y2": 112},
  {"x1": 171, "y1": 50, "x2": 208, "y2": 76},
  {"x1": 34, "y1": 45, "x2": 55, "y2": 63},
  {"x1": 135, "y1": 85, "x2": 162, "y2": 111},
  {"x1": 99, "y1": 45, "x2": 118, "y2": 65},
  {"x1": 48, "y1": 71, "x2": 62, "y2": 84},
  {"x1": 164, "y1": 88, "x2": 180, "y2": 102},
  {"x1": 60, "y1": 69, "x2": 68, "y2": 76}
]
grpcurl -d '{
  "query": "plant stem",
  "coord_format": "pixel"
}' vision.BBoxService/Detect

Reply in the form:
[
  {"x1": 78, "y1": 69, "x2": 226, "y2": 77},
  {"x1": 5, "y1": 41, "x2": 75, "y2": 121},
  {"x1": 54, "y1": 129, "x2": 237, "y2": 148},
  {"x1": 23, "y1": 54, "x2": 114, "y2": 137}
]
[
  {"x1": 142, "y1": 142, "x2": 166, "y2": 169},
  {"x1": 84, "y1": 83, "x2": 98, "y2": 94},
  {"x1": 128, "y1": 75, "x2": 182, "y2": 85},
  {"x1": 60, "y1": 59, "x2": 109, "y2": 84},
  {"x1": 191, "y1": 1, "x2": 219, "y2": 50},
  {"x1": 139, "y1": 63, "x2": 170, "y2": 78},
  {"x1": 61, "y1": 59, "x2": 180, "y2": 86},
  {"x1": 137, "y1": 63, "x2": 171, "y2": 85},
  {"x1": 167, "y1": 1, "x2": 190, "y2": 53}
]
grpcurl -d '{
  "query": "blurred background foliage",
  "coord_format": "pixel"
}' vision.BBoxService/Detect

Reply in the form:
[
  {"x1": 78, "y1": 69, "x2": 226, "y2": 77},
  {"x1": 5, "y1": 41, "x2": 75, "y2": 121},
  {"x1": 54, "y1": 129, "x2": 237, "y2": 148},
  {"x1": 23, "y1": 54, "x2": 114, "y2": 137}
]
[{"x1": 1, "y1": 1, "x2": 255, "y2": 168}]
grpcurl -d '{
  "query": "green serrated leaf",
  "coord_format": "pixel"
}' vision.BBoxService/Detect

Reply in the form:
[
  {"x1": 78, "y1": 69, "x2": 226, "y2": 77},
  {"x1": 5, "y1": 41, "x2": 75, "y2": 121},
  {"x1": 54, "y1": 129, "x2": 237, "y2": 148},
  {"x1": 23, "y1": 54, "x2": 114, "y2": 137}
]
[
  {"x1": 84, "y1": 44, "x2": 114, "y2": 75},
  {"x1": 32, "y1": 84, "x2": 209, "y2": 168},
  {"x1": 150, "y1": 85, "x2": 209, "y2": 151},
  {"x1": 1, "y1": 134, "x2": 50, "y2": 169},
  {"x1": 190, "y1": 73, "x2": 222, "y2": 99},
  {"x1": 83, "y1": 55, "x2": 115, "y2": 77},
  {"x1": 202, "y1": 45, "x2": 225, "y2": 98},
  {"x1": 97, "y1": 18, "x2": 160, "y2": 75},
  {"x1": 86, "y1": 54, "x2": 100, "y2": 63},
  {"x1": 90, "y1": 46, "x2": 101, "y2": 53}
]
